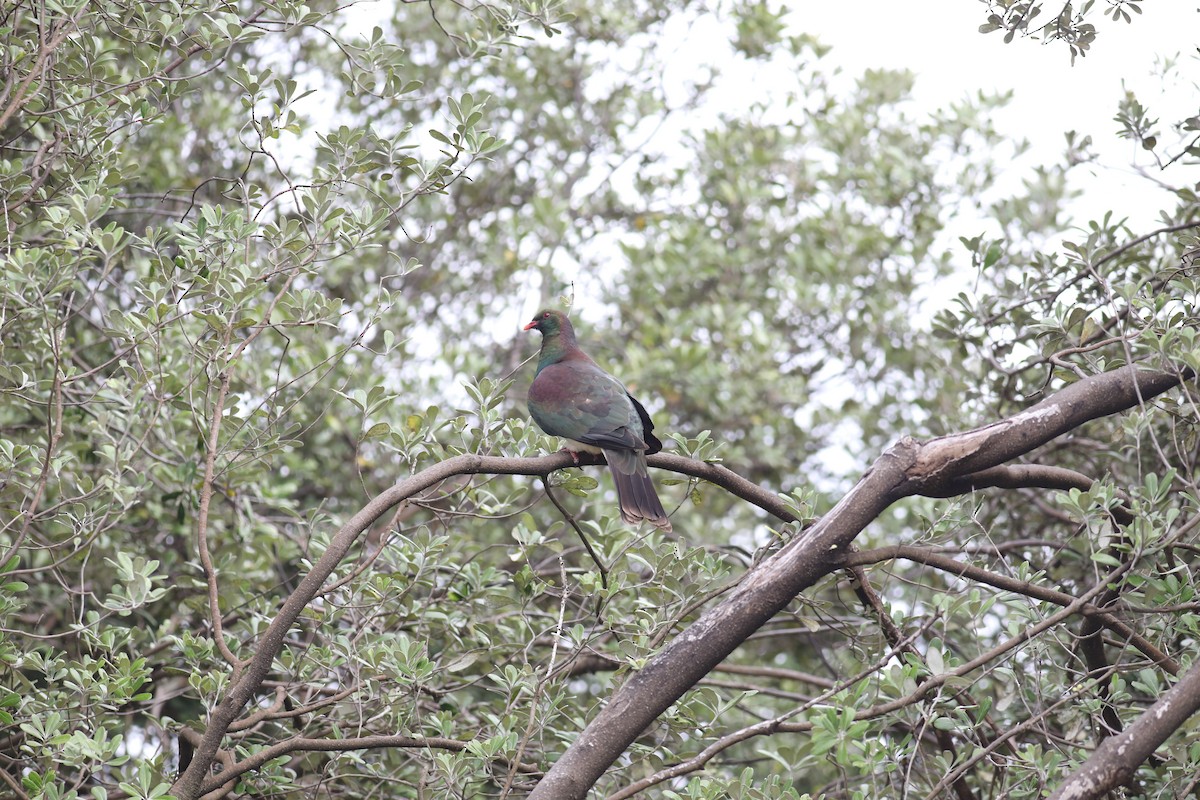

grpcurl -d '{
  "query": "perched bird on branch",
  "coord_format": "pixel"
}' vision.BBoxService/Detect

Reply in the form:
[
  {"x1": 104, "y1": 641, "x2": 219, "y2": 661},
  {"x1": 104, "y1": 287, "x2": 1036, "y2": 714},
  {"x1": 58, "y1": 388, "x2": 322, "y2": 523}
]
[{"x1": 524, "y1": 309, "x2": 672, "y2": 531}]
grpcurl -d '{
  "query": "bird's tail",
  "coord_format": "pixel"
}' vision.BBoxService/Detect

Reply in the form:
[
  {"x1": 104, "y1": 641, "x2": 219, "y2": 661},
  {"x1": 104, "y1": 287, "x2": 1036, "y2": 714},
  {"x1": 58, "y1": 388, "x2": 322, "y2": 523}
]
[{"x1": 604, "y1": 449, "x2": 672, "y2": 531}]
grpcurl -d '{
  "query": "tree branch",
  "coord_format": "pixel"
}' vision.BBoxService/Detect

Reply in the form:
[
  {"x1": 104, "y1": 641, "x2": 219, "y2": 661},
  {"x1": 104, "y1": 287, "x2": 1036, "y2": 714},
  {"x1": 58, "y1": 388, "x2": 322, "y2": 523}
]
[
  {"x1": 199, "y1": 733, "x2": 540, "y2": 796},
  {"x1": 923, "y1": 463, "x2": 1133, "y2": 525},
  {"x1": 527, "y1": 365, "x2": 1189, "y2": 800},
  {"x1": 839, "y1": 544, "x2": 1177, "y2": 673},
  {"x1": 1048, "y1": 655, "x2": 1200, "y2": 800}
]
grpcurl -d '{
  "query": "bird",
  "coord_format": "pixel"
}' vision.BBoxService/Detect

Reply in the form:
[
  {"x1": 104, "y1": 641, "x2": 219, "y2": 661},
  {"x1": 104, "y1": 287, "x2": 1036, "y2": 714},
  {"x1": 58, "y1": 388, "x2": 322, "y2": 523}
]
[{"x1": 523, "y1": 309, "x2": 672, "y2": 531}]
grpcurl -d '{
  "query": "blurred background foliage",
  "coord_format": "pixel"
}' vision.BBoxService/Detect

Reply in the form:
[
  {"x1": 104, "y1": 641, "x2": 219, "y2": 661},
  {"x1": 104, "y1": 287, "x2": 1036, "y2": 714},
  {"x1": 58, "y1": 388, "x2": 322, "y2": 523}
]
[{"x1": 1, "y1": 0, "x2": 1198, "y2": 798}]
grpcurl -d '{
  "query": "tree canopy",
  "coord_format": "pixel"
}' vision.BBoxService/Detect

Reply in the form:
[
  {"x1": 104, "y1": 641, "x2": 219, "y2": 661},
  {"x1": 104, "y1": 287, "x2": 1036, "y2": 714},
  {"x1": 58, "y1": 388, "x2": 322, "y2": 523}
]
[{"x1": 2, "y1": 1, "x2": 1198, "y2": 799}]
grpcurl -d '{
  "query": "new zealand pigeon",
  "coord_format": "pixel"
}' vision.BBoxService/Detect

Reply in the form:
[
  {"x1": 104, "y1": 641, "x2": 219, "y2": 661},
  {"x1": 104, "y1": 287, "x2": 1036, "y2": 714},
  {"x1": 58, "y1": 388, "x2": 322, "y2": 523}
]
[{"x1": 524, "y1": 309, "x2": 672, "y2": 531}]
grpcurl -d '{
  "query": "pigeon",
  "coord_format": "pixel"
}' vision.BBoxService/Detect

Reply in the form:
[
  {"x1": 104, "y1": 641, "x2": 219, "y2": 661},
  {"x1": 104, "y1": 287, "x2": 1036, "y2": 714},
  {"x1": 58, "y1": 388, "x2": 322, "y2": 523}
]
[{"x1": 524, "y1": 309, "x2": 672, "y2": 531}]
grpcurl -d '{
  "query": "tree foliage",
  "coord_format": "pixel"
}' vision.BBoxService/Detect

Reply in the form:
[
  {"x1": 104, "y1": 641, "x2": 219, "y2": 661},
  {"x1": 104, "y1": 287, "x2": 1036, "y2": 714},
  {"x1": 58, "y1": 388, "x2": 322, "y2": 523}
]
[
  {"x1": 2, "y1": 1, "x2": 1199, "y2": 799},
  {"x1": 977, "y1": 0, "x2": 1147, "y2": 63}
]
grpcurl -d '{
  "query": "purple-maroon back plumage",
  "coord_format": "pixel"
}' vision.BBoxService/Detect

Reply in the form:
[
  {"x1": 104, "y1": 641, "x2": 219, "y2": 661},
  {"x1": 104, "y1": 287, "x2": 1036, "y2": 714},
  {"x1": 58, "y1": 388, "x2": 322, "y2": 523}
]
[{"x1": 524, "y1": 310, "x2": 671, "y2": 530}]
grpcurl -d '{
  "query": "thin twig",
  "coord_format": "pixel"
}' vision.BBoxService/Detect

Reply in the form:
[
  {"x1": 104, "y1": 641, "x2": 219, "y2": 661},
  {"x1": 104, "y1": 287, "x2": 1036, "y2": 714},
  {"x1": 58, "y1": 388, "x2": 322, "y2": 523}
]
[
  {"x1": 841, "y1": 544, "x2": 1176, "y2": 673},
  {"x1": 542, "y1": 479, "x2": 609, "y2": 590}
]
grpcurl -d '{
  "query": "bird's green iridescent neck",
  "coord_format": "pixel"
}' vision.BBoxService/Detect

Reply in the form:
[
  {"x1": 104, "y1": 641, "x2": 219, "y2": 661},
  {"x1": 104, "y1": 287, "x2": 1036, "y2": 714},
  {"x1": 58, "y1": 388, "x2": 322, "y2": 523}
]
[{"x1": 535, "y1": 332, "x2": 569, "y2": 374}]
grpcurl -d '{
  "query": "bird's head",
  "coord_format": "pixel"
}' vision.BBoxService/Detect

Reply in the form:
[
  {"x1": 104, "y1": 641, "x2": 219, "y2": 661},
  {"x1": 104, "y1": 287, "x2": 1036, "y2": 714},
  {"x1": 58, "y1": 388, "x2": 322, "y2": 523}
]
[{"x1": 523, "y1": 309, "x2": 569, "y2": 337}]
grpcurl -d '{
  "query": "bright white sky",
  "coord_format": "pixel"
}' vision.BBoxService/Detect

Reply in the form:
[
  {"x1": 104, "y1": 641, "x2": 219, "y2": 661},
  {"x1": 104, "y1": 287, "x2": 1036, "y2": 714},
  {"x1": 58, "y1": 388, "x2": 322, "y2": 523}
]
[{"x1": 775, "y1": 1, "x2": 1199, "y2": 229}]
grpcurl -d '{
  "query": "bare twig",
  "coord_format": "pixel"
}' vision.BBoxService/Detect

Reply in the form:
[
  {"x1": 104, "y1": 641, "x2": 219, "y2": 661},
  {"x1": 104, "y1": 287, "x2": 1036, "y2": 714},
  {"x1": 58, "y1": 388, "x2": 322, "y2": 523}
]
[
  {"x1": 500, "y1": 556, "x2": 569, "y2": 799},
  {"x1": 0, "y1": 329, "x2": 64, "y2": 568},
  {"x1": 542, "y1": 479, "x2": 608, "y2": 590},
  {"x1": 838, "y1": 545, "x2": 1176, "y2": 673}
]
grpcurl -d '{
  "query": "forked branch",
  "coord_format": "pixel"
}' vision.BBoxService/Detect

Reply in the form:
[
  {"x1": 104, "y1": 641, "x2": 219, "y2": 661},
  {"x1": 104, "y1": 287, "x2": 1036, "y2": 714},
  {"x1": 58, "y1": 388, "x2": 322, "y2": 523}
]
[{"x1": 527, "y1": 364, "x2": 1191, "y2": 800}]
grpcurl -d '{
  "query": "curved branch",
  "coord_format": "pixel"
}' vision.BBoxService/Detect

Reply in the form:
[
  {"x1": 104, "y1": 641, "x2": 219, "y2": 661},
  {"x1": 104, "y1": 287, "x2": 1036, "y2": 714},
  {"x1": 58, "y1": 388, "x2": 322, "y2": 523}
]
[
  {"x1": 200, "y1": 733, "x2": 540, "y2": 796},
  {"x1": 925, "y1": 463, "x2": 1134, "y2": 525},
  {"x1": 171, "y1": 447, "x2": 769, "y2": 800},
  {"x1": 647, "y1": 454, "x2": 798, "y2": 522},
  {"x1": 172, "y1": 451, "x2": 574, "y2": 798}
]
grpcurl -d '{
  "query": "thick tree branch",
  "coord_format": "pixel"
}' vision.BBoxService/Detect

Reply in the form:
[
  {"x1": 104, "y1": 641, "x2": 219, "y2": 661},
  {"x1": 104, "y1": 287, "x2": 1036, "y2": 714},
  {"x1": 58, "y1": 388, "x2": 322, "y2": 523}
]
[
  {"x1": 899, "y1": 367, "x2": 1184, "y2": 494},
  {"x1": 925, "y1": 463, "x2": 1134, "y2": 525},
  {"x1": 527, "y1": 365, "x2": 1189, "y2": 800},
  {"x1": 1048, "y1": 655, "x2": 1200, "y2": 800}
]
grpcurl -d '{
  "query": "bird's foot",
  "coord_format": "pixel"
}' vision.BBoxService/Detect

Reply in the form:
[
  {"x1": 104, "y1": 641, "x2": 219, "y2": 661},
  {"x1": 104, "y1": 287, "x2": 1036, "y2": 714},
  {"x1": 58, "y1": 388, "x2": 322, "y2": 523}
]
[{"x1": 560, "y1": 448, "x2": 582, "y2": 465}]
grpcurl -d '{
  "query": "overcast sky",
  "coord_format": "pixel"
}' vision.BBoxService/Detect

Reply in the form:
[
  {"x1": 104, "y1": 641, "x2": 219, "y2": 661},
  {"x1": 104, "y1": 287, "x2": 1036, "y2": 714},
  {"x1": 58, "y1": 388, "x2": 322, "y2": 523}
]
[{"x1": 790, "y1": 1, "x2": 1199, "y2": 229}]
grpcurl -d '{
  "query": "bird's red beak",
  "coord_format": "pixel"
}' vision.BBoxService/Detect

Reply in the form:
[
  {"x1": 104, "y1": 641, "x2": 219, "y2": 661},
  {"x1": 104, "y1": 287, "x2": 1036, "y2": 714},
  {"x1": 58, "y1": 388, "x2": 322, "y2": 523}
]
[{"x1": 523, "y1": 320, "x2": 538, "y2": 331}]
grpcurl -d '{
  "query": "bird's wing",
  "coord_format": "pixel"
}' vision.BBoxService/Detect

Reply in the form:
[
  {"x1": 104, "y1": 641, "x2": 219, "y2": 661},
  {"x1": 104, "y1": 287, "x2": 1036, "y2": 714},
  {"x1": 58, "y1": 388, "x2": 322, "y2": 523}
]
[{"x1": 528, "y1": 360, "x2": 647, "y2": 451}]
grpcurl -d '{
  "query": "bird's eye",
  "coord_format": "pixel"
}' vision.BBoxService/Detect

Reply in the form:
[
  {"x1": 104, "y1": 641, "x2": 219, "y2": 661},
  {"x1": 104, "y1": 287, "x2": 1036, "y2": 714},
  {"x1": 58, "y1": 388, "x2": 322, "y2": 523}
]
[{"x1": 542, "y1": 312, "x2": 550, "y2": 319}]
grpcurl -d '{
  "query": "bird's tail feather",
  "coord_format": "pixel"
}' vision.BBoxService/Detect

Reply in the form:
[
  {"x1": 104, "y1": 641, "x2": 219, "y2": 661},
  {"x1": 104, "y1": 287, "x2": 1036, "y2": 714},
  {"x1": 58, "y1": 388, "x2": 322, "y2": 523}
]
[{"x1": 605, "y1": 449, "x2": 671, "y2": 531}]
